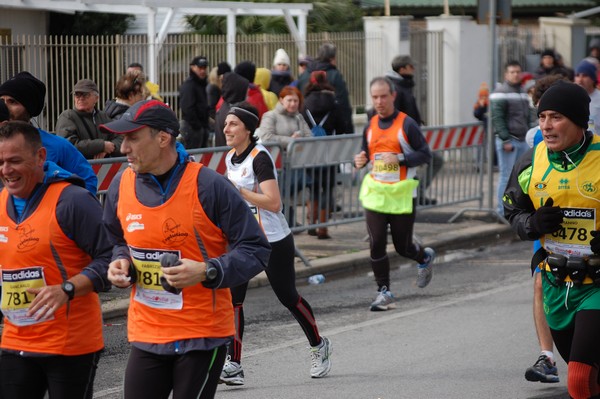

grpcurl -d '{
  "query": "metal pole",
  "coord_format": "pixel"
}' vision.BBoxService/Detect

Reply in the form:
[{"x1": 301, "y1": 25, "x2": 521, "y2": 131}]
[{"x1": 487, "y1": 0, "x2": 496, "y2": 214}]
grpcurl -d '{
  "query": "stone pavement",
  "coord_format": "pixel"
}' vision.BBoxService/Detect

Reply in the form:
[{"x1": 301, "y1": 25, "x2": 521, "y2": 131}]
[{"x1": 100, "y1": 200, "x2": 516, "y2": 320}]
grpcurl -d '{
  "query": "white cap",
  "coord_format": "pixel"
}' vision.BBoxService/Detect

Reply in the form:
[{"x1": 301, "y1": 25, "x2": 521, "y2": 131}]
[{"x1": 273, "y1": 48, "x2": 291, "y2": 67}]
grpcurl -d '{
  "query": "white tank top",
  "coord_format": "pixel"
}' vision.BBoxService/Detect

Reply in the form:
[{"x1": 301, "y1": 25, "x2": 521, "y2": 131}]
[{"x1": 226, "y1": 144, "x2": 290, "y2": 242}]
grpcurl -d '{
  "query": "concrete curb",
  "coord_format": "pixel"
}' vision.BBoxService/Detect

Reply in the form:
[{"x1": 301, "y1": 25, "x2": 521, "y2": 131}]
[{"x1": 101, "y1": 223, "x2": 514, "y2": 321}]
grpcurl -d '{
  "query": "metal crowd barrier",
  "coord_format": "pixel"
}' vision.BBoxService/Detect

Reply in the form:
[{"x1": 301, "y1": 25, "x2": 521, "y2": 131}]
[
  {"x1": 88, "y1": 121, "x2": 485, "y2": 235},
  {"x1": 88, "y1": 143, "x2": 285, "y2": 202},
  {"x1": 282, "y1": 134, "x2": 364, "y2": 234},
  {"x1": 418, "y1": 122, "x2": 486, "y2": 214}
]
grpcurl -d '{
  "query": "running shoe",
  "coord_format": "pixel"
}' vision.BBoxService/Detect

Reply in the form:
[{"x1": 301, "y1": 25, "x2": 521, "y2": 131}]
[
  {"x1": 310, "y1": 336, "x2": 332, "y2": 378},
  {"x1": 525, "y1": 354, "x2": 559, "y2": 383},
  {"x1": 219, "y1": 355, "x2": 245, "y2": 385},
  {"x1": 370, "y1": 286, "x2": 396, "y2": 311},
  {"x1": 416, "y1": 247, "x2": 435, "y2": 288}
]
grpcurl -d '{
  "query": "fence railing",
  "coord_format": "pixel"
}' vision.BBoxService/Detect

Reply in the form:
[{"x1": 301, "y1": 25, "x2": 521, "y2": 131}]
[
  {"x1": 89, "y1": 122, "x2": 485, "y2": 233},
  {"x1": 0, "y1": 32, "x2": 369, "y2": 133}
]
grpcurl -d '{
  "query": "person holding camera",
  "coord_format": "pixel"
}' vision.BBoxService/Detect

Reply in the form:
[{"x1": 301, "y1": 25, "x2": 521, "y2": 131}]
[
  {"x1": 100, "y1": 100, "x2": 270, "y2": 399},
  {"x1": 503, "y1": 82, "x2": 600, "y2": 398}
]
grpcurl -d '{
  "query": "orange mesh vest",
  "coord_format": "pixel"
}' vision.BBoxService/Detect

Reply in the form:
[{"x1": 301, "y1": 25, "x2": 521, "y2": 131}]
[
  {"x1": 117, "y1": 163, "x2": 234, "y2": 343},
  {"x1": 367, "y1": 112, "x2": 409, "y2": 182},
  {"x1": 0, "y1": 182, "x2": 103, "y2": 355}
]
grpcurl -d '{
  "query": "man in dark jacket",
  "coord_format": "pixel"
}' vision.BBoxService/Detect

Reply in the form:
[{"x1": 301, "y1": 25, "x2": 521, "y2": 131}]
[
  {"x1": 55, "y1": 79, "x2": 119, "y2": 159},
  {"x1": 386, "y1": 55, "x2": 443, "y2": 205},
  {"x1": 386, "y1": 55, "x2": 423, "y2": 125},
  {"x1": 179, "y1": 55, "x2": 210, "y2": 149},
  {"x1": 297, "y1": 43, "x2": 354, "y2": 134}
]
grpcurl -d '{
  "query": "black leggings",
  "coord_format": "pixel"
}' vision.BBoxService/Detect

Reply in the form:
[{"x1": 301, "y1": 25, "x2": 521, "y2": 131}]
[
  {"x1": 124, "y1": 345, "x2": 226, "y2": 399},
  {"x1": 365, "y1": 207, "x2": 425, "y2": 290},
  {"x1": 0, "y1": 350, "x2": 101, "y2": 399},
  {"x1": 551, "y1": 310, "x2": 600, "y2": 398},
  {"x1": 228, "y1": 233, "x2": 321, "y2": 363}
]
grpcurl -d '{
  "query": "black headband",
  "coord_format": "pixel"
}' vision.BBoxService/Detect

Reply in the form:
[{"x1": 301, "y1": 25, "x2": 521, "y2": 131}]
[{"x1": 228, "y1": 106, "x2": 259, "y2": 133}]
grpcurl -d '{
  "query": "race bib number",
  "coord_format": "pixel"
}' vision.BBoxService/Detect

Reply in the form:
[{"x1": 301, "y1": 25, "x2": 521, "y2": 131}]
[
  {"x1": 372, "y1": 153, "x2": 400, "y2": 183},
  {"x1": 130, "y1": 246, "x2": 183, "y2": 310},
  {"x1": 1, "y1": 266, "x2": 53, "y2": 326},
  {"x1": 546, "y1": 207, "x2": 596, "y2": 257}
]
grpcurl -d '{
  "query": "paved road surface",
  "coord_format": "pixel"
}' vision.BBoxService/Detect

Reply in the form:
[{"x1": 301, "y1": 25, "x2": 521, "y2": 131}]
[{"x1": 94, "y1": 238, "x2": 572, "y2": 399}]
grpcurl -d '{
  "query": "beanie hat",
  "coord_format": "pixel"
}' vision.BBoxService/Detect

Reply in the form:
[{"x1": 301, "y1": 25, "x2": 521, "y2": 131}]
[
  {"x1": 590, "y1": 38, "x2": 600, "y2": 51},
  {"x1": 273, "y1": 49, "x2": 291, "y2": 67},
  {"x1": 537, "y1": 82, "x2": 590, "y2": 128},
  {"x1": 228, "y1": 101, "x2": 259, "y2": 134},
  {"x1": 541, "y1": 49, "x2": 556, "y2": 59},
  {"x1": 0, "y1": 71, "x2": 46, "y2": 117},
  {"x1": 217, "y1": 62, "x2": 231, "y2": 76},
  {"x1": 576, "y1": 60, "x2": 597, "y2": 83},
  {"x1": 234, "y1": 61, "x2": 256, "y2": 83}
]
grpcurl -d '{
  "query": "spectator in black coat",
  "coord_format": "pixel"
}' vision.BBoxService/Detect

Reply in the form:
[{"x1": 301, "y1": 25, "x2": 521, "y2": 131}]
[
  {"x1": 178, "y1": 55, "x2": 210, "y2": 148},
  {"x1": 214, "y1": 72, "x2": 249, "y2": 147},
  {"x1": 385, "y1": 55, "x2": 443, "y2": 205}
]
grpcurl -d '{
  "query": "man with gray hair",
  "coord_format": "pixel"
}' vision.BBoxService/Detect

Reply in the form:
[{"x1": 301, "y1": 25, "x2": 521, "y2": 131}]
[
  {"x1": 297, "y1": 42, "x2": 354, "y2": 133},
  {"x1": 55, "y1": 78, "x2": 120, "y2": 159}
]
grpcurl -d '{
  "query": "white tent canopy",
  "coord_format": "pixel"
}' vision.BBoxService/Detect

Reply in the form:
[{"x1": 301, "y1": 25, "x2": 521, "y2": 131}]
[{"x1": 2, "y1": 0, "x2": 313, "y2": 82}]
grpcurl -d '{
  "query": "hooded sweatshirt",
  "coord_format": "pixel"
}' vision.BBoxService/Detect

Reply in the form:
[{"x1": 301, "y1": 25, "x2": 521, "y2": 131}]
[{"x1": 214, "y1": 72, "x2": 249, "y2": 147}]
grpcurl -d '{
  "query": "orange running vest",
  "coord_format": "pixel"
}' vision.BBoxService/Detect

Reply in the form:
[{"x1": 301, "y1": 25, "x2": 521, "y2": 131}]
[
  {"x1": 0, "y1": 182, "x2": 103, "y2": 355},
  {"x1": 367, "y1": 112, "x2": 410, "y2": 182},
  {"x1": 117, "y1": 163, "x2": 234, "y2": 344}
]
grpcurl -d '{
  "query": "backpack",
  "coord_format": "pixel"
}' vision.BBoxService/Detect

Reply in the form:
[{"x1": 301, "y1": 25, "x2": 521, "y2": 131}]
[{"x1": 305, "y1": 109, "x2": 329, "y2": 137}]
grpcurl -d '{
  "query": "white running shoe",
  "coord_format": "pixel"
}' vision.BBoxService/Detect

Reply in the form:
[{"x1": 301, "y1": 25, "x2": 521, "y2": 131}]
[
  {"x1": 219, "y1": 355, "x2": 245, "y2": 385},
  {"x1": 310, "y1": 336, "x2": 332, "y2": 378},
  {"x1": 416, "y1": 247, "x2": 435, "y2": 288},
  {"x1": 370, "y1": 286, "x2": 396, "y2": 311}
]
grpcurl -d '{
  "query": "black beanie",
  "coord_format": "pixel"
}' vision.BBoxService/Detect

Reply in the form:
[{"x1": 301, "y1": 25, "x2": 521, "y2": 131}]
[
  {"x1": 0, "y1": 72, "x2": 46, "y2": 117},
  {"x1": 217, "y1": 62, "x2": 232, "y2": 76},
  {"x1": 234, "y1": 61, "x2": 256, "y2": 83},
  {"x1": 537, "y1": 82, "x2": 590, "y2": 129},
  {"x1": 228, "y1": 101, "x2": 259, "y2": 134}
]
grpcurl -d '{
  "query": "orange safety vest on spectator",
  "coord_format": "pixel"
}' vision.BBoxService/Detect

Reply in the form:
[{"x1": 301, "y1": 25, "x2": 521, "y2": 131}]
[
  {"x1": 117, "y1": 162, "x2": 234, "y2": 344},
  {"x1": 0, "y1": 182, "x2": 103, "y2": 356}
]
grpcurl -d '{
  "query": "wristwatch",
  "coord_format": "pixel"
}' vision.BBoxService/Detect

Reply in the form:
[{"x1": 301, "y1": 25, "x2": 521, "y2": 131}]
[
  {"x1": 61, "y1": 281, "x2": 75, "y2": 301},
  {"x1": 205, "y1": 264, "x2": 218, "y2": 281}
]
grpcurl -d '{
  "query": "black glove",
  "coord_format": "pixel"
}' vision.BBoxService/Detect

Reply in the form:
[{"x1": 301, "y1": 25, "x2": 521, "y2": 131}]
[
  {"x1": 591, "y1": 231, "x2": 600, "y2": 255},
  {"x1": 530, "y1": 197, "x2": 563, "y2": 235}
]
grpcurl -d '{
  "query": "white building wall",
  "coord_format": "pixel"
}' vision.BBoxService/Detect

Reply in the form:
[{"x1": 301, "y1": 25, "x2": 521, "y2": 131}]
[
  {"x1": 0, "y1": 9, "x2": 48, "y2": 36},
  {"x1": 363, "y1": 16, "x2": 412, "y2": 110},
  {"x1": 427, "y1": 16, "x2": 489, "y2": 125}
]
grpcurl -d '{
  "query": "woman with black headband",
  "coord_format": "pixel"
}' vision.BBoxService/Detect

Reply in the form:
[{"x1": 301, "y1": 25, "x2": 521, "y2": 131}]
[{"x1": 221, "y1": 101, "x2": 332, "y2": 385}]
